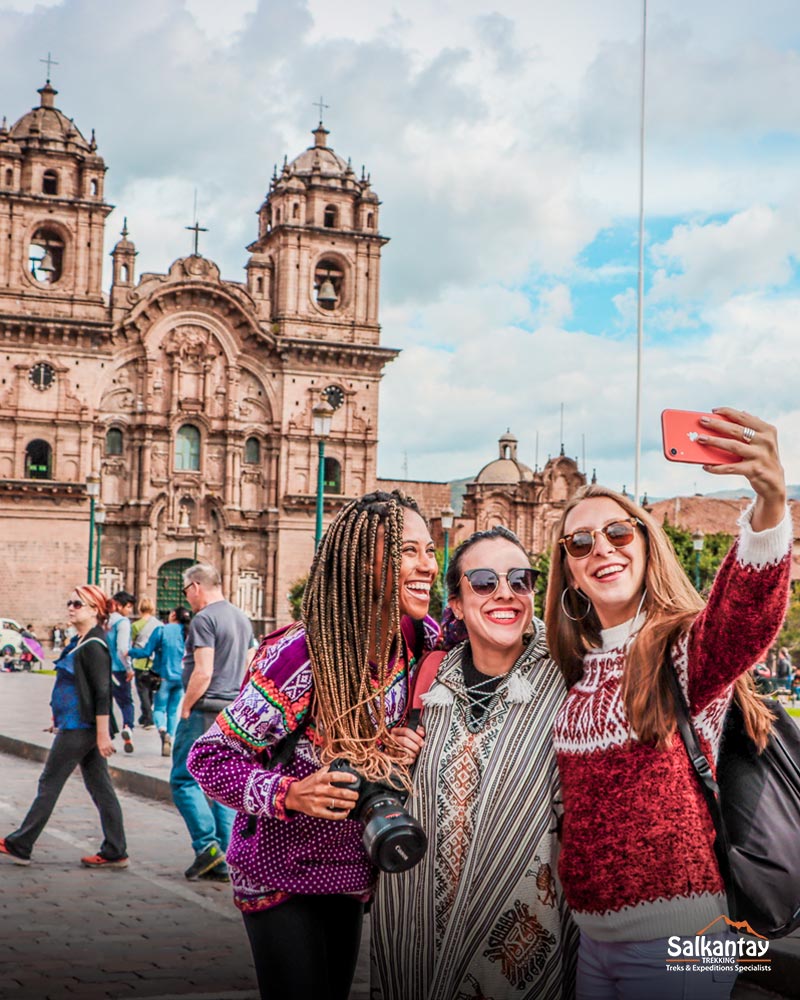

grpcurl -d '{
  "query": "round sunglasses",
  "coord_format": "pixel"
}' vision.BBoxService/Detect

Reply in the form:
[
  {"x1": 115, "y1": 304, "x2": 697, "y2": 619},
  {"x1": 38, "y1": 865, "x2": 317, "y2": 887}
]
[
  {"x1": 66, "y1": 599, "x2": 86, "y2": 609},
  {"x1": 461, "y1": 567, "x2": 538, "y2": 597},
  {"x1": 559, "y1": 518, "x2": 640, "y2": 559}
]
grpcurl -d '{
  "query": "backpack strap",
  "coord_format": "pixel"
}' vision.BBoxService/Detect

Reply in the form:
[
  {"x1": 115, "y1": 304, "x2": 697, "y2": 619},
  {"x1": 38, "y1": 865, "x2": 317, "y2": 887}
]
[
  {"x1": 666, "y1": 656, "x2": 737, "y2": 915},
  {"x1": 407, "y1": 651, "x2": 447, "y2": 732}
]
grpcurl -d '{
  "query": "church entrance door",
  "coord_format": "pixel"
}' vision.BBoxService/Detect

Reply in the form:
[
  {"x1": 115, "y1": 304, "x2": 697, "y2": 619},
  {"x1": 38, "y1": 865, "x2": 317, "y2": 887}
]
[{"x1": 157, "y1": 559, "x2": 193, "y2": 617}]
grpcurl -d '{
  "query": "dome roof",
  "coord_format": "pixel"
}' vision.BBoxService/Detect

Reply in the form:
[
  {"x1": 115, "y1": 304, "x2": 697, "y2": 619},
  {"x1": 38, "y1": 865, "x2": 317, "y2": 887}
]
[
  {"x1": 475, "y1": 432, "x2": 535, "y2": 484},
  {"x1": 286, "y1": 124, "x2": 349, "y2": 178},
  {"x1": 9, "y1": 82, "x2": 94, "y2": 154},
  {"x1": 475, "y1": 458, "x2": 534, "y2": 485}
]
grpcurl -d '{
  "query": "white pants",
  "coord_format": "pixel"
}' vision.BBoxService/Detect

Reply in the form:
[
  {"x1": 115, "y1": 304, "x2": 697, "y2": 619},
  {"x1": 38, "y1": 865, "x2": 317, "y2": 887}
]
[{"x1": 577, "y1": 931, "x2": 737, "y2": 1000}]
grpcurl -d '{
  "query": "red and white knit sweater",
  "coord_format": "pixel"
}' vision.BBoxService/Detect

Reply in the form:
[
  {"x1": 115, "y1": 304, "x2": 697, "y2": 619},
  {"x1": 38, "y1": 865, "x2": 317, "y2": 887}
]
[{"x1": 553, "y1": 506, "x2": 792, "y2": 941}]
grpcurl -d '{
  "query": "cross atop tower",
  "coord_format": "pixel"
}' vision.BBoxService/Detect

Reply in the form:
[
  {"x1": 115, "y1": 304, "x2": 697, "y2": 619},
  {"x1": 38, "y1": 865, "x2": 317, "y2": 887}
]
[
  {"x1": 185, "y1": 220, "x2": 208, "y2": 257},
  {"x1": 313, "y1": 96, "x2": 329, "y2": 124},
  {"x1": 39, "y1": 52, "x2": 59, "y2": 83}
]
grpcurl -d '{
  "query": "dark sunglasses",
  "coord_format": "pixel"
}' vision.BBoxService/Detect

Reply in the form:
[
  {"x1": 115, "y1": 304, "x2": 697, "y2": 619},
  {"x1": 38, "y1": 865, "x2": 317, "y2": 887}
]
[
  {"x1": 559, "y1": 518, "x2": 640, "y2": 559},
  {"x1": 461, "y1": 567, "x2": 538, "y2": 598},
  {"x1": 66, "y1": 599, "x2": 86, "y2": 609}
]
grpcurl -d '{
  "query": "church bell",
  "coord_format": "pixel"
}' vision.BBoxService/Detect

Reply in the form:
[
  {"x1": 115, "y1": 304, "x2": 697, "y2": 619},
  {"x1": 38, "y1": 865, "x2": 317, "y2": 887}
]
[{"x1": 317, "y1": 277, "x2": 337, "y2": 305}]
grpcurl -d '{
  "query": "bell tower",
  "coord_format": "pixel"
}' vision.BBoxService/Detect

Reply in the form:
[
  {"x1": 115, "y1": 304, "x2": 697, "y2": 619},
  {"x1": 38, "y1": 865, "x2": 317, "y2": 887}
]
[
  {"x1": 0, "y1": 78, "x2": 112, "y2": 321},
  {"x1": 245, "y1": 120, "x2": 387, "y2": 343}
]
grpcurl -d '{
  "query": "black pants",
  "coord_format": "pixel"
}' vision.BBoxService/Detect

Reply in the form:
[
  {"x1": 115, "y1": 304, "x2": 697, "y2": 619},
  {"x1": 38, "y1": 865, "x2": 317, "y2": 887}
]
[
  {"x1": 242, "y1": 894, "x2": 364, "y2": 1000},
  {"x1": 5, "y1": 728, "x2": 127, "y2": 861},
  {"x1": 135, "y1": 671, "x2": 155, "y2": 726}
]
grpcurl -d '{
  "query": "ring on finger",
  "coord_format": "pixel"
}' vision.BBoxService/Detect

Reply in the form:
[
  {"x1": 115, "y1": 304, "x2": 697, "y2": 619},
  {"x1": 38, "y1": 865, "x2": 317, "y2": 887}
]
[{"x1": 742, "y1": 426, "x2": 756, "y2": 443}]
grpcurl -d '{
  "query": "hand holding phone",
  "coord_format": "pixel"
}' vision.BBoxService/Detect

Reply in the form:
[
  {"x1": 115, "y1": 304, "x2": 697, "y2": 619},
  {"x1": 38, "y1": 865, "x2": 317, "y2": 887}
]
[{"x1": 661, "y1": 410, "x2": 742, "y2": 466}]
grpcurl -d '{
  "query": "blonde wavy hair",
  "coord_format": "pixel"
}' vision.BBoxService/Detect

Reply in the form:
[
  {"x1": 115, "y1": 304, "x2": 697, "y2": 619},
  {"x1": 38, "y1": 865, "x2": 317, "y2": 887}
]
[{"x1": 545, "y1": 484, "x2": 772, "y2": 750}]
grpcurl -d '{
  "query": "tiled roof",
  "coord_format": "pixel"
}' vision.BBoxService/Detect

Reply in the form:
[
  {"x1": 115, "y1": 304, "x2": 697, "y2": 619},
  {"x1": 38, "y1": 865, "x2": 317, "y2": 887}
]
[{"x1": 648, "y1": 496, "x2": 800, "y2": 580}]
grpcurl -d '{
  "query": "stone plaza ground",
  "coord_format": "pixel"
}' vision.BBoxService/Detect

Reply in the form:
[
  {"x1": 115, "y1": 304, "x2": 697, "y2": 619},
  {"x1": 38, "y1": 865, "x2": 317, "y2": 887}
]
[{"x1": 0, "y1": 667, "x2": 796, "y2": 1000}]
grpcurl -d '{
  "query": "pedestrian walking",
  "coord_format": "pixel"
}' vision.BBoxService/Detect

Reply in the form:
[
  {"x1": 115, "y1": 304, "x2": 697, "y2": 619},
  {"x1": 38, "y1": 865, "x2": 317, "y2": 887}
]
[
  {"x1": 130, "y1": 596, "x2": 160, "y2": 729},
  {"x1": 128, "y1": 606, "x2": 189, "y2": 757},
  {"x1": 0, "y1": 584, "x2": 128, "y2": 868},
  {"x1": 776, "y1": 646, "x2": 792, "y2": 693},
  {"x1": 107, "y1": 590, "x2": 136, "y2": 753},
  {"x1": 545, "y1": 407, "x2": 790, "y2": 1000},
  {"x1": 172, "y1": 565, "x2": 254, "y2": 883},
  {"x1": 372, "y1": 526, "x2": 577, "y2": 1000},
  {"x1": 188, "y1": 491, "x2": 438, "y2": 1000}
]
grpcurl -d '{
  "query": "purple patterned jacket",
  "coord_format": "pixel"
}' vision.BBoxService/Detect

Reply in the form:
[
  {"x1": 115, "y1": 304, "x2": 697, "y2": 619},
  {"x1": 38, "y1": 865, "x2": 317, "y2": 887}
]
[{"x1": 187, "y1": 615, "x2": 439, "y2": 912}]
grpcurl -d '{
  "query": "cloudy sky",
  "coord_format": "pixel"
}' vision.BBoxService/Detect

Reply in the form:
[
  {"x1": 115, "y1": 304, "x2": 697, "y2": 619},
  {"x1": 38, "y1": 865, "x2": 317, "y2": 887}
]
[{"x1": 2, "y1": 0, "x2": 799, "y2": 498}]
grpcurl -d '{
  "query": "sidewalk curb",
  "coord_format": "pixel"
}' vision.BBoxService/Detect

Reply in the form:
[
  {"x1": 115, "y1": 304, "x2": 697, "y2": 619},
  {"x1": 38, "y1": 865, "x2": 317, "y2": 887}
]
[{"x1": 0, "y1": 734, "x2": 173, "y2": 804}]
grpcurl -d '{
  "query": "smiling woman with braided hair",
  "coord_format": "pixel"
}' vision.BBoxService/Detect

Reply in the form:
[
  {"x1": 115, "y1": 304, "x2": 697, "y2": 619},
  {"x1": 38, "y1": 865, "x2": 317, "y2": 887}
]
[{"x1": 188, "y1": 489, "x2": 439, "y2": 1000}]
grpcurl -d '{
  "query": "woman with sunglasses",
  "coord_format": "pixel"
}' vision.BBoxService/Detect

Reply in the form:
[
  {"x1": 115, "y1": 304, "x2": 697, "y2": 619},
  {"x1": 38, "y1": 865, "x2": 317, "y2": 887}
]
[
  {"x1": 545, "y1": 408, "x2": 791, "y2": 999},
  {"x1": 0, "y1": 585, "x2": 128, "y2": 868},
  {"x1": 373, "y1": 525, "x2": 577, "y2": 1000}
]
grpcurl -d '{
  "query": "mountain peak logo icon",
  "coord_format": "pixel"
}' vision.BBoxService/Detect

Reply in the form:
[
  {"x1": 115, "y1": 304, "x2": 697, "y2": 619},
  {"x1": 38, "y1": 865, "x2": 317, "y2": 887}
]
[{"x1": 696, "y1": 914, "x2": 767, "y2": 939}]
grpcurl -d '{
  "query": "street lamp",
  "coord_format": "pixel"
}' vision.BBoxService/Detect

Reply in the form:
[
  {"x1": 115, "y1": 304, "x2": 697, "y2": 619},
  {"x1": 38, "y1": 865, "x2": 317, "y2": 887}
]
[
  {"x1": 94, "y1": 503, "x2": 106, "y2": 586},
  {"x1": 312, "y1": 398, "x2": 335, "y2": 550},
  {"x1": 86, "y1": 473, "x2": 100, "y2": 584},
  {"x1": 692, "y1": 529, "x2": 705, "y2": 592},
  {"x1": 440, "y1": 506, "x2": 455, "y2": 602}
]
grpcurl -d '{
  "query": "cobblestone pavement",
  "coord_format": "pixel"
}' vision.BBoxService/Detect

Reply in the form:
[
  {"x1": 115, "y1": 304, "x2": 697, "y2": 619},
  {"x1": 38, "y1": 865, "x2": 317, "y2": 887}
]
[{"x1": 0, "y1": 670, "x2": 371, "y2": 1000}]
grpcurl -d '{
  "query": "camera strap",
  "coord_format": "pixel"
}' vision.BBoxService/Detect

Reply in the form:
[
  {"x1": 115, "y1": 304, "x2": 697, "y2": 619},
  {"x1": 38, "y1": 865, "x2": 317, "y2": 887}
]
[{"x1": 242, "y1": 714, "x2": 312, "y2": 838}]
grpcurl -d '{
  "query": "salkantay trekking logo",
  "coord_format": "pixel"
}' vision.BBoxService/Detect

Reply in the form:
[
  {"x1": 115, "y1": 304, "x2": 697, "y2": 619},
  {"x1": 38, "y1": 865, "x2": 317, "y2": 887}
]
[{"x1": 665, "y1": 916, "x2": 771, "y2": 975}]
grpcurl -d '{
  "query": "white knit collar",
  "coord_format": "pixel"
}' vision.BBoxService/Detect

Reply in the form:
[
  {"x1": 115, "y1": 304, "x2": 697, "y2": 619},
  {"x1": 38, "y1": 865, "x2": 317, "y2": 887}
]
[{"x1": 598, "y1": 611, "x2": 647, "y2": 653}]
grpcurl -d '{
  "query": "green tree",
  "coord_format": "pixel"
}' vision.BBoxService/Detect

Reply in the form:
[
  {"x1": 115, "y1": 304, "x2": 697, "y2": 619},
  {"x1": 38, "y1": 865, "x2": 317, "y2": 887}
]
[
  {"x1": 287, "y1": 575, "x2": 307, "y2": 621},
  {"x1": 661, "y1": 522, "x2": 732, "y2": 594}
]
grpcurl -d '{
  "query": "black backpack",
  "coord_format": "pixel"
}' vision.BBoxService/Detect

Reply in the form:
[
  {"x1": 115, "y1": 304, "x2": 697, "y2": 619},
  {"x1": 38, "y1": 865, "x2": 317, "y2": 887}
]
[{"x1": 669, "y1": 664, "x2": 800, "y2": 938}]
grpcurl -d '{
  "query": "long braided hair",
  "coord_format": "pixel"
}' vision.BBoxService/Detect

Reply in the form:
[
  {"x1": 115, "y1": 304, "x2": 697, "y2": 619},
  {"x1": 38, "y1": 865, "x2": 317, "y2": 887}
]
[{"x1": 302, "y1": 489, "x2": 423, "y2": 782}]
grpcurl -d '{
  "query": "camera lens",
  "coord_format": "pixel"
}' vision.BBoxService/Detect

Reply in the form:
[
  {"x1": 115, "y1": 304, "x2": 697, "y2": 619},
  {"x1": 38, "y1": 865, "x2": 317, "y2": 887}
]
[
  {"x1": 670, "y1": 448, "x2": 677, "y2": 456},
  {"x1": 361, "y1": 795, "x2": 427, "y2": 872}
]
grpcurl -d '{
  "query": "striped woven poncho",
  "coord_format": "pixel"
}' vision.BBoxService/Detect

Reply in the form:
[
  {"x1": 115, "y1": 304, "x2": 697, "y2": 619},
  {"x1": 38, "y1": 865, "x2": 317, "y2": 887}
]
[{"x1": 371, "y1": 620, "x2": 577, "y2": 1000}]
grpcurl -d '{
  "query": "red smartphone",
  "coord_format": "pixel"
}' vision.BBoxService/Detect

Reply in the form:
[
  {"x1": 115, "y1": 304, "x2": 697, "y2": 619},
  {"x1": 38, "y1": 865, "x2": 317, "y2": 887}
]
[{"x1": 661, "y1": 409, "x2": 742, "y2": 466}]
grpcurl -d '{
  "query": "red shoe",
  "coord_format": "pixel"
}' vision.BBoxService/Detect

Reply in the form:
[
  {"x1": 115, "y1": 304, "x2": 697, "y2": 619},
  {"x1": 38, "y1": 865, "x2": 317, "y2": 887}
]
[
  {"x1": 0, "y1": 837, "x2": 31, "y2": 866},
  {"x1": 80, "y1": 853, "x2": 129, "y2": 869}
]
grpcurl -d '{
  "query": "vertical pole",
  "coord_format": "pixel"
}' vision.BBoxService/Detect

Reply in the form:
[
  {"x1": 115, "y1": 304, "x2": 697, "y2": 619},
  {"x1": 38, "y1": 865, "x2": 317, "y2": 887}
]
[
  {"x1": 634, "y1": 0, "x2": 647, "y2": 503},
  {"x1": 87, "y1": 496, "x2": 95, "y2": 584},
  {"x1": 694, "y1": 550, "x2": 701, "y2": 592},
  {"x1": 442, "y1": 527, "x2": 450, "y2": 607},
  {"x1": 95, "y1": 524, "x2": 103, "y2": 586},
  {"x1": 193, "y1": 536, "x2": 198, "y2": 563},
  {"x1": 314, "y1": 438, "x2": 326, "y2": 550}
]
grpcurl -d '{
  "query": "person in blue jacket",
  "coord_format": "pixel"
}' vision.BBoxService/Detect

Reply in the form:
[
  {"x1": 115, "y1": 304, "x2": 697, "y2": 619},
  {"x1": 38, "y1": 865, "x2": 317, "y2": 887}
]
[{"x1": 129, "y1": 606, "x2": 189, "y2": 757}]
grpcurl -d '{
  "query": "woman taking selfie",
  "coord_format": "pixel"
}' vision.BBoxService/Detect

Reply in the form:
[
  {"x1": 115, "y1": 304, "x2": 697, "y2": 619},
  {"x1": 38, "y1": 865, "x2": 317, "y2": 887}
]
[
  {"x1": 545, "y1": 408, "x2": 791, "y2": 999},
  {"x1": 373, "y1": 526, "x2": 577, "y2": 1000},
  {"x1": 188, "y1": 490, "x2": 439, "y2": 1000},
  {"x1": 0, "y1": 585, "x2": 128, "y2": 868}
]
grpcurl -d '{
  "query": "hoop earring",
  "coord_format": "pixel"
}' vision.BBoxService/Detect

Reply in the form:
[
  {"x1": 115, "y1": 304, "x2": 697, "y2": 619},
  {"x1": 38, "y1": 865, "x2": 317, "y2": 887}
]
[{"x1": 560, "y1": 586, "x2": 592, "y2": 622}]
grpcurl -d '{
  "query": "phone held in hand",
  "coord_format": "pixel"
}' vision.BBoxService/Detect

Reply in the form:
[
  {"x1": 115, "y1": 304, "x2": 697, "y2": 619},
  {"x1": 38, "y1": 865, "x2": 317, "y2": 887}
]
[{"x1": 661, "y1": 409, "x2": 742, "y2": 466}]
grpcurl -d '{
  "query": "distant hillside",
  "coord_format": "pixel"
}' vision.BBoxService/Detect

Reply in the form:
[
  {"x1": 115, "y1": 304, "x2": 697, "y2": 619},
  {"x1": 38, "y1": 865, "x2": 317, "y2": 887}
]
[{"x1": 449, "y1": 477, "x2": 472, "y2": 514}]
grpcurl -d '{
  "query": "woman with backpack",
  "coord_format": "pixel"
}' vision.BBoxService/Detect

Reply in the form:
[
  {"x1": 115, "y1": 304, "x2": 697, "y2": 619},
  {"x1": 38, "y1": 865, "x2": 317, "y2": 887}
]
[
  {"x1": 188, "y1": 490, "x2": 439, "y2": 1000},
  {"x1": 128, "y1": 605, "x2": 190, "y2": 757},
  {"x1": 0, "y1": 584, "x2": 128, "y2": 868},
  {"x1": 545, "y1": 407, "x2": 790, "y2": 999}
]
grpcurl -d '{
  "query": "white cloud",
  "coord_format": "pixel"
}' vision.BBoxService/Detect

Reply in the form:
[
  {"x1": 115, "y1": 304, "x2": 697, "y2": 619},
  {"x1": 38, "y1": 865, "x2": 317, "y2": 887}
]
[
  {"x1": 649, "y1": 205, "x2": 800, "y2": 304},
  {"x1": 1, "y1": 0, "x2": 799, "y2": 500}
]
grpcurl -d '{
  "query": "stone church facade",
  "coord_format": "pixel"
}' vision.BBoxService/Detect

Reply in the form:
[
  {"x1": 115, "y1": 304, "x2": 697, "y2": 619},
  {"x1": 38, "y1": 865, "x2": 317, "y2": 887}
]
[{"x1": 0, "y1": 80, "x2": 395, "y2": 633}]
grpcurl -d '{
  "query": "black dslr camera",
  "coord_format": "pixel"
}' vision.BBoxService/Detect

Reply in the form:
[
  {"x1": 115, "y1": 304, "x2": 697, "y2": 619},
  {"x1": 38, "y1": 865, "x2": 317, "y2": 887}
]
[{"x1": 329, "y1": 759, "x2": 427, "y2": 873}]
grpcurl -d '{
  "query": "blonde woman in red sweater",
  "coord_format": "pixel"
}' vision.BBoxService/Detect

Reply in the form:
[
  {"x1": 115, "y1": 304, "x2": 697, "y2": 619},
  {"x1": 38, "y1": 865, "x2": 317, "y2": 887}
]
[{"x1": 545, "y1": 407, "x2": 791, "y2": 1000}]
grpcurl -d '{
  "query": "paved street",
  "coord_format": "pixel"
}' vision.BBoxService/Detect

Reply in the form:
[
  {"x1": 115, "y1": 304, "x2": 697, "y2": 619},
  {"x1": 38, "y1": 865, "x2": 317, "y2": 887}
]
[
  {"x1": 0, "y1": 669, "x2": 796, "y2": 1000},
  {"x1": 0, "y1": 671, "x2": 370, "y2": 1000}
]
